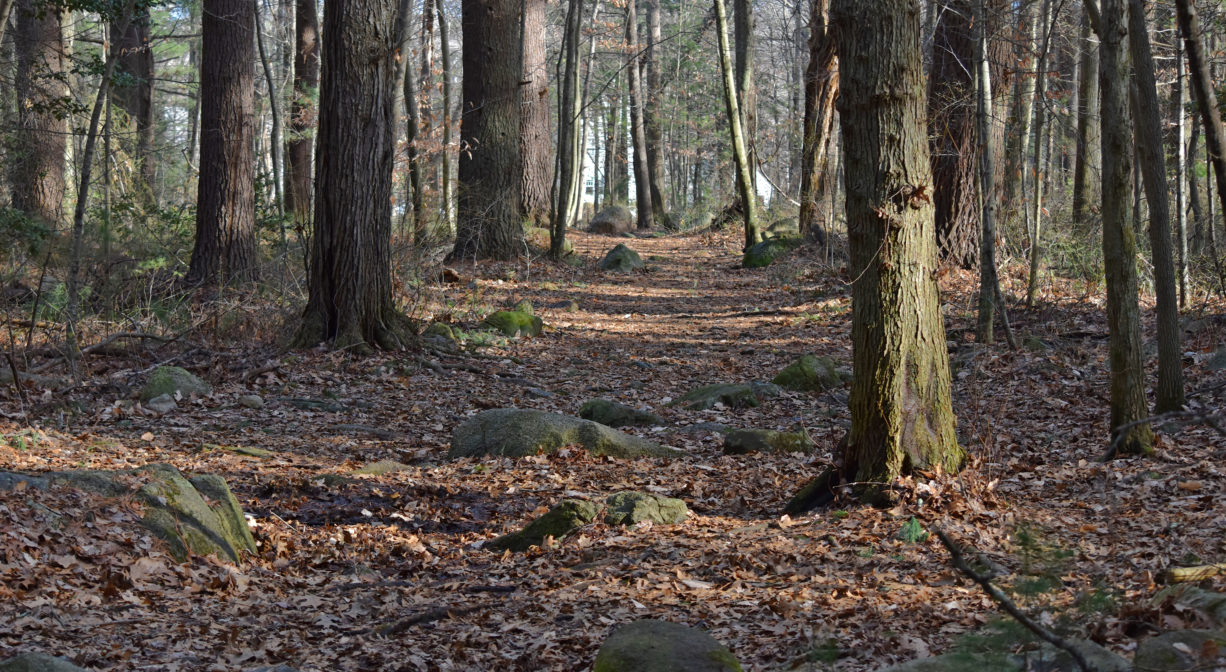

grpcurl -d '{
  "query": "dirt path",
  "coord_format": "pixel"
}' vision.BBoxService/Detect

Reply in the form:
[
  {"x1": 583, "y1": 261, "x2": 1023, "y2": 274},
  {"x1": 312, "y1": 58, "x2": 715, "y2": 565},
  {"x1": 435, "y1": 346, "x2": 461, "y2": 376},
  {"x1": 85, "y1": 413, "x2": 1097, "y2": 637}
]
[{"x1": 2, "y1": 230, "x2": 1224, "y2": 671}]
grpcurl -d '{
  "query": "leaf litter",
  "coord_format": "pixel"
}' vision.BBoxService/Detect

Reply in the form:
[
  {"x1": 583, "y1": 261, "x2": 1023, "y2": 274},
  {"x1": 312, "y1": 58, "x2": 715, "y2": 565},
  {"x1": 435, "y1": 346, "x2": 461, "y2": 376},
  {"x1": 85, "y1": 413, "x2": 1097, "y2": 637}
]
[{"x1": 0, "y1": 229, "x2": 1224, "y2": 671}]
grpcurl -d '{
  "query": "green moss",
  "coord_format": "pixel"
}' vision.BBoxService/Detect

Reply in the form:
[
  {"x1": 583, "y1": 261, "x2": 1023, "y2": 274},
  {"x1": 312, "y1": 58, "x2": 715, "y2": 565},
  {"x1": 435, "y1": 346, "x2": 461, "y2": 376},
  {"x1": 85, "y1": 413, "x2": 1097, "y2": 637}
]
[
  {"x1": 449, "y1": 408, "x2": 679, "y2": 459},
  {"x1": 604, "y1": 492, "x2": 688, "y2": 525},
  {"x1": 140, "y1": 366, "x2": 210, "y2": 402},
  {"x1": 742, "y1": 236, "x2": 802, "y2": 268},
  {"x1": 722, "y1": 428, "x2": 813, "y2": 455},
  {"x1": 579, "y1": 399, "x2": 666, "y2": 427},
  {"x1": 487, "y1": 499, "x2": 600, "y2": 552},
  {"x1": 482, "y1": 310, "x2": 543, "y2": 337},
  {"x1": 672, "y1": 383, "x2": 761, "y2": 411},
  {"x1": 772, "y1": 355, "x2": 848, "y2": 392},
  {"x1": 599, "y1": 244, "x2": 645, "y2": 272},
  {"x1": 353, "y1": 460, "x2": 412, "y2": 475}
]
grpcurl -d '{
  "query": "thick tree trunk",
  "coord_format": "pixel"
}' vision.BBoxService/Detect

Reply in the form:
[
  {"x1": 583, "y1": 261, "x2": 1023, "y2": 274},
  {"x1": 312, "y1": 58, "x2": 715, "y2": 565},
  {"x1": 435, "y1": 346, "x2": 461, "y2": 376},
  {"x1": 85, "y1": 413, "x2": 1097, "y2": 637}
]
[
  {"x1": 833, "y1": 0, "x2": 964, "y2": 498},
  {"x1": 111, "y1": 11, "x2": 156, "y2": 198},
  {"x1": 294, "y1": 0, "x2": 410, "y2": 352},
  {"x1": 1099, "y1": 0, "x2": 1154, "y2": 457},
  {"x1": 715, "y1": 0, "x2": 758, "y2": 248},
  {"x1": 1072, "y1": 8, "x2": 1100, "y2": 226},
  {"x1": 1127, "y1": 0, "x2": 1184, "y2": 414},
  {"x1": 285, "y1": 0, "x2": 319, "y2": 238},
  {"x1": 188, "y1": 0, "x2": 257, "y2": 285},
  {"x1": 626, "y1": 0, "x2": 654, "y2": 230},
  {"x1": 643, "y1": 0, "x2": 670, "y2": 228},
  {"x1": 452, "y1": 0, "x2": 523, "y2": 260},
  {"x1": 519, "y1": 0, "x2": 552, "y2": 230},
  {"x1": 733, "y1": 0, "x2": 756, "y2": 199},
  {"x1": 11, "y1": 0, "x2": 67, "y2": 227},
  {"x1": 797, "y1": 0, "x2": 837, "y2": 244}
]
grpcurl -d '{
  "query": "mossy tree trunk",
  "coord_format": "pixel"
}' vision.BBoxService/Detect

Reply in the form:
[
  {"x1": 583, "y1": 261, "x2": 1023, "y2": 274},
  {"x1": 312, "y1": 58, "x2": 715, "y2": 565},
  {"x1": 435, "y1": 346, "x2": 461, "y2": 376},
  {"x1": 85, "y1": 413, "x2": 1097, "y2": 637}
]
[
  {"x1": 1099, "y1": 0, "x2": 1154, "y2": 456},
  {"x1": 714, "y1": 0, "x2": 759, "y2": 248},
  {"x1": 832, "y1": 0, "x2": 964, "y2": 499},
  {"x1": 293, "y1": 0, "x2": 411, "y2": 353}
]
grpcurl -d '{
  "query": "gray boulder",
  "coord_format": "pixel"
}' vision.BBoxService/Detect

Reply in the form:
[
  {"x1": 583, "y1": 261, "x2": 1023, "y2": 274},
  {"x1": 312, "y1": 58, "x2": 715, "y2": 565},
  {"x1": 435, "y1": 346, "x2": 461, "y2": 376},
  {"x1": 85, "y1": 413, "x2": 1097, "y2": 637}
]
[
  {"x1": 589, "y1": 205, "x2": 635, "y2": 234},
  {"x1": 448, "y1": 408, "x2": 679, "y2": 459},
  {"x1": 594, "y1": 620, "x2": 743, "y2": 672},
  {"x1": 140, "y1": 365, "x2": 210, "y2": 402},
  {"x1": 722, "y1": 428, "x2": 813, "y2": 455},
  {"x1": 599, "y1": 244, "x2": 645, "y2": 272},
  {"x1": 604, "y1": 492, "x2": 688, "y2": 526},
  {"x1": 742, "y1": 236, "x2": 802, "y2": 268},
  {"x1": 579, "y1": 399, "x2": 666, "y2": 427},
  {"x1": 0, "y1": 653, "x2": 88, "y2": 672}
]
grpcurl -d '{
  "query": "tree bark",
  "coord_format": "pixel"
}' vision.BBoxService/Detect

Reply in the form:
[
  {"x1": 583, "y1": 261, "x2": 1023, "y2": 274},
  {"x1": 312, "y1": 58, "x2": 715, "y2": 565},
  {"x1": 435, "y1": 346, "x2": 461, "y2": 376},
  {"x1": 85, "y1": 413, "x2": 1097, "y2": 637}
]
[
  {"x1": 833, "y1": 0, "x2": 964, "y2": 497},
  {"x1": 1003, "y1": 3, "x2": 1037, "y2": 232},
  {"x1": 285, "y1": 0, "x2": 319, "y2": 239},
  {"x1": 797, "y1": 0, "x2": 837, "y2": 244},
  {"x1": 11, "y1": 0, "x2": 67, "y2": 227},
  {"x1": 1099, "y1": 0, "x2": 1154, "y2": 457},
  {"x1": 294, "y1": 0, "x2": 411, "y2": 352},
  {"x1": 452, "y1": 0, "x2": 523, "y2": 260},
  {"x1": 436, "y1": 0, "x2": 454, "y2": 232},
  {"x1": 975, "y1": 0, "x2": 1000, "y2": 344},
  {"x1": 643, "y1": 0, "x2": 670, "y2": 228},
  {"x1": 519, "y1": 0, "x2": 552, "y2": 229},
  {"x1": 1127, "y1": 0, "x2": 1184, "y2": 414},
  {"x1": 1025, "y1": 0, "x2": 1053, "y2": 307},
  {"x1": 733, "y1": 0, "x2": 756, "y2": 199},
  {"x1": 1072, "y1": 7, "x2": 1100, "y2": 226},
  {"x1": 404, "y1": 11, "x2": 426, "y2": 244},
  {"x1": 188, "y1": 0, "x2": 257, "y2": 285},
  {"x1": 626, "y1": 0, "x2": 655, "y2": 230},
  {"x1": 1174, "y1": 35, "x2": 1189, "y2": 308},
  {"x1": 552, "y1": 0, "x2": 583, "y2": 255},
  {"x1": 715, "y1": 0, "x2": 758, "y2": 248}
]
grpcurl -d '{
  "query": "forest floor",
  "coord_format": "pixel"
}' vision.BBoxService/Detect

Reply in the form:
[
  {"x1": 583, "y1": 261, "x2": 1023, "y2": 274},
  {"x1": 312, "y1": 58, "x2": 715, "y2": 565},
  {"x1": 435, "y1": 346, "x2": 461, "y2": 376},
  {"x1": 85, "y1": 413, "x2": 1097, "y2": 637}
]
[{"x1": 1, "y1": 228, "x2": 1225, "y2": 671}]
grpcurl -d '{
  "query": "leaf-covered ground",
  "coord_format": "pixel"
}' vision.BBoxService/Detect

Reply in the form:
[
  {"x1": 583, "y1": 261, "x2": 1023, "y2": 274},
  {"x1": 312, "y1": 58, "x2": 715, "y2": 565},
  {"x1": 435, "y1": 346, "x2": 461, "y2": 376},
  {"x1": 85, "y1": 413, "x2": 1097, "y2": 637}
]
[{"x1": 2, "y1": 229, "x2": 1224, "y2": 671}]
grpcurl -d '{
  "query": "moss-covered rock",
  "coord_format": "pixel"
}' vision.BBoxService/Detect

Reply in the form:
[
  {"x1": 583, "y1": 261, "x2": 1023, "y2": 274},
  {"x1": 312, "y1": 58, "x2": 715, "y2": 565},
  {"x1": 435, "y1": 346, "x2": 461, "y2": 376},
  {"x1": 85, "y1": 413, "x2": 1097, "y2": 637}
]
[
  {"x1": 482, "y1": 310, "x2": 543, "y2": 337},
  {"x1": 593, "y1": 620, "x2": 743, "y2": 672},
  {"x1": 772, "y1": 355, "x2": 849, "y2": 392},
  {"x1": 579, "y1": 399, "x2": 666, "y2": 428},
  {"x1": 353, "y1": 459, "x2": 412, "y2": 475},
  {"x1": 742, "y1": 236, "x2": 802, "y2": 268},
  {"x1": 0, "y1": 653, "x2": 89, "y2": 672},
  {"x1": 486, "y1": 499, "x2": 600, "y2": 552},
  {"x1": 604, "y1": 492, "x2": 688, "y2": 525},
  {"x1": 599, "y1": 244, "x2": 645, "y2": 272},
  {"x1": 672, "y1": 382, "x2": 780, "y2": 411},
  {"x1": 1134, "y1": 630, "x2": 1226, "y2": 671},
  {"x1": 449, "y1": 408, "x2": 680, "y2": 459},
  {"x1": 874, "y1": 652, "x2": 1016, "y2": 672},
  {"x1": 424, "y1": 322, "x2": 459, "y2": 341},
  {"x1": 140, "y1": 365, "x2": 210, "y2": 402},
  {"x1": 722, "y1": 428, "x2": 814, "y2": 455},
  {"x1": 51, "y1": 464, "x2": 256, "y2": 563},
  {"x1": 876, "y1": 638, "x2": 1128, "y2": 672}
]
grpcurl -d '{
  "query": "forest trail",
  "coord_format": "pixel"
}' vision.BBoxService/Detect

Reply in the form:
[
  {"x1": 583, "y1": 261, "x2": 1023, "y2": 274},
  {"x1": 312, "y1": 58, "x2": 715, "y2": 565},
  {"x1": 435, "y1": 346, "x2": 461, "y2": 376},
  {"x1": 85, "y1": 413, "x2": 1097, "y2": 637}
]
[{"x1": 1, "y1": 229, "x2": 1225, "y2": 671}]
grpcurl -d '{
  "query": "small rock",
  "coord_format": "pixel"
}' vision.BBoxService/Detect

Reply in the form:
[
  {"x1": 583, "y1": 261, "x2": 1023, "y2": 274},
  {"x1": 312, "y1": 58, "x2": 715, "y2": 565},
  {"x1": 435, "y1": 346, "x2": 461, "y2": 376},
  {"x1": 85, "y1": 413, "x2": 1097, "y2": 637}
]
[
  {"x1": 579, "y1": 399, "x2": 666, "y2": 427},
  {"x1": 723, "y1": 428, "x2": 814, "y2": 455},
  {"x1": 0, "y1": 653, "x2": 89, "y2": 672},
  {"x1": 483, "y1": 310, "x2": 543, "y2": 337},
  {"x1": 145, "y1": 393, "x2": 177, "y2": 414},
  {"x1": 525, "y1": 387, "x2": 555, "y2": 398},
  {"x1": 486, "y1": 499, "x2": 600, "y2": 552},
  {"x1": 140, "y1": 365, "x2": 210, "y2": 402},
  {"x1": 772, "y1": 355, "x2": 849, "y2": 392},
  {"x1": 673, "y1": 382, "x2": 777, "y2": 411},
  {"x1": 604, "y1": 492, "x2": 688, "y2": 525},
  {"x1": 599, "y1": 244, "x2": 645, "y2": 272},
  {"x1": 449, "y1": 408, "x2": 679, "y2": 459},
  {"x1": 1134, "y1": 630, "x2": 1226, "y2": 671},
  {"x1": 593, "y1": 620, "x2": 743, "y2": 672},
  {"x1": 742, "y1": 236, "x2": 802, "y2": 268},
  {"x1": 238, "y1": 394, "x2": 264, "y2": 409}
]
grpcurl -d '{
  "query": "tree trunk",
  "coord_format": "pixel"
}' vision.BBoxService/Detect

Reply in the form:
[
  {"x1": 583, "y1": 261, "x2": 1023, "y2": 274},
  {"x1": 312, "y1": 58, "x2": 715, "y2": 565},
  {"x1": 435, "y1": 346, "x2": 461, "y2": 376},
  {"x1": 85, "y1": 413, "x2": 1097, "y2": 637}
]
[
  {"x1": 11, "y1": 0, "x2": 67, "y2": 227},
  {"x1": 643, "y1": 0, "x2": 670, "y2": 227},
  {"x1": 1127, "y1": 0, "x2": 1184, "y2": 414},
  {"x1": 452, "y1": 0, "x2": 523, "y2": 260},
  {"x1": 797, "y1": 0, "x2": 837, "y2": 244},
  {"x1": 1003, "y1": 3, "x2": 1036, "y2": 232},
  {"x1": 436, "y1": 0, "x2": 454, "y2": 232},
  {"x1": 1025, "y1": 0, "x2": 1052, "y2": 307},
  {"x1": 404, "y1": 12, "x2": 426, "y2": 244},
  {"x1": 285, "y1": 0, "x2": 319, "y2": 239},
  {"x1": 1072, "y1": 7, "x2": 1100, "y2": 226},
  {"x1": 1175, "y1": 0, "x2": 1226, "y2": 249},
  {"x1": 626, "y1": 0, "x2": 654, "y2": 230},
  {"x1": 715, "y1": 0, "x2": 758, "y2": 248},
  {"x1": 832, "y1": 0, "x2": 963, "y2": 498},
  {"x1": 519, "y1": 0, "x2": 551, "y2": 229},
  {"x1": 111, "y1": 10, "x2": 156, "y2": 198},
  {"x1": 1175, "y1": 35, "x2": 1189, "y2": 308},
  {"x1": 188, "y1": 0, "x2": 257, "y2": 285},
  {"x1": 294, "y1": 0, "x2": 411, "y2": 352},
  {"x1": 975, "y1": 0, "x2": 999, "y2": 344},
  {"x1": 552, "y1": 0, "x2": 583, "y2": 255},
  {"x1": 733, "y1": 0, "x2": 756, "y2": 199},
  {"x1": 1099, "y1": 0, "x2": 1154, "y2": 457}
]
